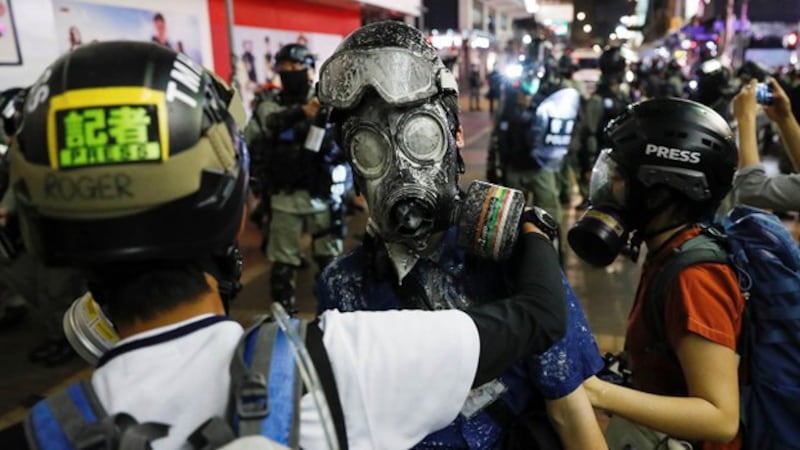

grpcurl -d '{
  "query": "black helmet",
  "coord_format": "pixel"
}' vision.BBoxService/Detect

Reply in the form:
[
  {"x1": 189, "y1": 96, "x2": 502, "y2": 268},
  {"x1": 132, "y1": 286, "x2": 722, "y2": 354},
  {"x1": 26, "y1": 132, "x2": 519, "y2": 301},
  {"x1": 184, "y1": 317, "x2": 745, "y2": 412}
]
[
  {"x1": 557, "y1": 54, "x2": 576, "y2": 76},
  {"x1": 599, "y1": 46, "x2": 626, "y2": 77},
  {"x1": 604, "y1": 98, "x2": 737, "y2": 214},
  {"x1": 695, "y1": 59, "x2": 732, "y2": 106},
  {"x1": 10, "y1": 41, "x2": 248, "y2": 267},
  {"x1": 275, "y1": 43, "x2": 315, "y2": 69}
]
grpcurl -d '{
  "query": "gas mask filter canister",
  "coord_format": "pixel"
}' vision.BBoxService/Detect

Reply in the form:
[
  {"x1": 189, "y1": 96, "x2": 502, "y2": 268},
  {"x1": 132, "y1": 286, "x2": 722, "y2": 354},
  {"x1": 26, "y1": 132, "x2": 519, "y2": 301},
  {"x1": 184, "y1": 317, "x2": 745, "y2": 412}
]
[
  {"x1": 63, "y1": 292, "x2": 120, "y2": 365},
  {"x1": 455, "y1": 180, "x2": 526, "y2": 260}
]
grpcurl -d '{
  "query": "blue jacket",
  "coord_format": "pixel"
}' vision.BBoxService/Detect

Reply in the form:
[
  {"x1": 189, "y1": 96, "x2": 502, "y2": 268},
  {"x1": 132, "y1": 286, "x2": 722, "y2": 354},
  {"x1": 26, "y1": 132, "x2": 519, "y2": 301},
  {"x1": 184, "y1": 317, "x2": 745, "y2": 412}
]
[{"x1": 318, "y1": 228, "x2": 603, "y2": 449}]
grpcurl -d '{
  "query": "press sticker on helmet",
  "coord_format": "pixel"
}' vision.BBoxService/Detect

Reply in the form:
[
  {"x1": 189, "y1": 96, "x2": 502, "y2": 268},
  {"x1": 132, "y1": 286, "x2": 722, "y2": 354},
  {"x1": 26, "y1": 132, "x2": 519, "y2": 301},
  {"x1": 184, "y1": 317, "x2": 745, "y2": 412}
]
[{"x1": 47, "y1": 88, "x2": 168, "y2": 170}]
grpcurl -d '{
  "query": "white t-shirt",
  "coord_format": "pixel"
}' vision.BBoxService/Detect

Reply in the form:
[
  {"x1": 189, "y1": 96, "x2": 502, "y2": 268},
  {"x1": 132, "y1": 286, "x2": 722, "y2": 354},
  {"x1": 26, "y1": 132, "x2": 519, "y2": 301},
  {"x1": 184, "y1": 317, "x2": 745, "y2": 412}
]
[
  {"x1": 91, "y1": 309, "x2": 480, "y2": 450},
  {"x1": 300, "y1": 309, "x2": 480, "y2": 450}
]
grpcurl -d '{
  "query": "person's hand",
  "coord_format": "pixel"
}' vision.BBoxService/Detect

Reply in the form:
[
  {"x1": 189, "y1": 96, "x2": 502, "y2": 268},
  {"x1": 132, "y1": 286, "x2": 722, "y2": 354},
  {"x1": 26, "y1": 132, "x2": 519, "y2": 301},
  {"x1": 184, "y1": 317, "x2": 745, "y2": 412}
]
[
  {"x1": 733, "y1": 79, "x2": 758, "y2": 122},
  {"x1": 302, "y1": 96, "x2": 321, "y2": 118},
  {"x1": 763, "y1": 77, "x2": 793, "y2": 124}
]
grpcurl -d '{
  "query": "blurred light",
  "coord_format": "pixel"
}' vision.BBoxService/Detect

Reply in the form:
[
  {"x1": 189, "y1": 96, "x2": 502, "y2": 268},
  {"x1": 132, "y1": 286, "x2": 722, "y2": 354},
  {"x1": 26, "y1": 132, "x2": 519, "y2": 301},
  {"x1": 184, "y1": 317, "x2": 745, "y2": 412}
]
[
  {"x1": 705, "y1": 41, "x2": 717, "y2": 50},
  {"x1": 680, "y1": 39, "x2": 691, "y2": 50},
  {"x1": 524, "y1": 0, "x2": 539, "y2": 13},
  {"x1": 689, "y1": 80, "x2": 698, "y2": 90},
  {"x1": 625, "y1": 70, "x2": 635, "y2": 83},
  {"x1": 577, "y1": 12, "x2": 586, "y2": 21},
  {"x1": 592, "y1": 44, "x2": 602, "y2": 52},
  {"x1": 543, "y1": 19, "x2": 553, "y2": 26},
  {"x1": 471, "y1": 36, "x2": 491, "y2": 49},
  {"x1": 583, "y1": 24, "x2": 592, "y2": 33},
  {"x1": 518, "y1": 54, "x2": 526, "y2": 61},
  {"x1": 505, "y1": 63, "x2": 524, "y2": 79},
  {"x1": 620, "y1": 15, "x2": 633, "y2": 26},
  {"x1": 609, "y1": 33, "x2": 617, "y2": 40},
  {"x1": 522, "y1": 34, "x2": 532, "y2": 45},
  {"x1": 792, "y1": 53, "x2": 799, "y2": 65},
  {"x1": 673, "y1": 50, "x2": 686, "y2": 59},
  {"x1": 784, "y1": 32, "x2": 798, "y2": 49}
]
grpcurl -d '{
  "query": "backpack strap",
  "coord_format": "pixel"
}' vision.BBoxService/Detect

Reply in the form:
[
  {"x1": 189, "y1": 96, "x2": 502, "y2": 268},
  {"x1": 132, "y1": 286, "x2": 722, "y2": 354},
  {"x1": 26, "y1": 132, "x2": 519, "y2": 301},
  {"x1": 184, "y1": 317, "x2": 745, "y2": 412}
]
[
  {"x1": 25, "y1": 379, "x2": 169, "y2": 450},
  {"x1": 229, "y1": 314, "x2": 305, "y2": 448},
  {"x1": 306, "y1": 320, "x2": 348, "y2": 450},
  {"x1": 643, "y1": 231, "x2": 729, "y2": 354}
]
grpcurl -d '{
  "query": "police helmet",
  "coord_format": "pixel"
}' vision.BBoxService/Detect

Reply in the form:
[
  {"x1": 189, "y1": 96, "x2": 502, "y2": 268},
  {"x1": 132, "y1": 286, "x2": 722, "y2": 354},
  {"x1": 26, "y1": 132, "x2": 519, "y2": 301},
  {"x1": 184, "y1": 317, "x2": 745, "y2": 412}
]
[
  {"x1": 10, "y1": 41, "x2": 248, "y2": 267},
  {"x1": 695, "y1": 59, "x2": 731, "y2": 106},
  {"x1": 557, "y1": 54, "x2": 577, "y2": 77},
  {"x1": 275, "y1": 43, "x2": 316, "y2": 69},
  {"x1": 599, "y1": 46, "x2": 626, "y2": 77},
  {"x1": 603, "y1": 98, "x2": 737, "y2": 213}
]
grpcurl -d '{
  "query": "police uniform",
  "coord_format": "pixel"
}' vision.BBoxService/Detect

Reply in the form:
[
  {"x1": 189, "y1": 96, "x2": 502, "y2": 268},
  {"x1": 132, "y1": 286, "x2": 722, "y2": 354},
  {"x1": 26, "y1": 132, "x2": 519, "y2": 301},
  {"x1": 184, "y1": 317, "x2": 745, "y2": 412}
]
[{"x1": 244, "y1": 88, "x2": 344, "y2": 310}]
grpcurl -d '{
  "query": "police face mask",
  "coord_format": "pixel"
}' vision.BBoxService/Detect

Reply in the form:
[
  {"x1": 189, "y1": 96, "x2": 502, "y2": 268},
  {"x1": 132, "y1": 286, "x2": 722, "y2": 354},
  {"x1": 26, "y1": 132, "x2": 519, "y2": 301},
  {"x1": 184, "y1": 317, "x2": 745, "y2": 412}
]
[
  {"x1": 279, "y1": 69, "x2": 309, "y2": 98},
  {"x1": 568, "y1": 149, "x2": 633, "y2": 266}
]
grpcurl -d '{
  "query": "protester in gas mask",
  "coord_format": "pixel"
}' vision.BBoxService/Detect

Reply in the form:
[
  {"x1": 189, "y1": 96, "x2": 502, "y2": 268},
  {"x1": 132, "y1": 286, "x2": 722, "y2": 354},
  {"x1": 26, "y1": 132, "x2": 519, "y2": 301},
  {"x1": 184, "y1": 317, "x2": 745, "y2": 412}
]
[
  {"x1": 569, "y1": 98, "x2": 745, "y2": 448},
  {"x1": 317, "y1": 21, "x2": 606, "y2": 450},
  {"x1": 244, "y1": 43, "x2": 346, "y2": 314}
]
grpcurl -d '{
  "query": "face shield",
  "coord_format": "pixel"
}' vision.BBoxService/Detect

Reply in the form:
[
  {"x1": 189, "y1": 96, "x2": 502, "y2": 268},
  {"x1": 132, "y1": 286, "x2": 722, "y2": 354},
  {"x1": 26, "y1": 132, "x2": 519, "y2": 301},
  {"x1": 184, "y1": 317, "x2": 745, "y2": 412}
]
[
  {"x1": 588, "y1": 148, "x2": 627, "y2": 208},
  {"x1": 568, "y1": 148, "x2": 632, "y2": 267},
  {"x1": 318, "y1": 48, "x2": 459, "y2": 109}
]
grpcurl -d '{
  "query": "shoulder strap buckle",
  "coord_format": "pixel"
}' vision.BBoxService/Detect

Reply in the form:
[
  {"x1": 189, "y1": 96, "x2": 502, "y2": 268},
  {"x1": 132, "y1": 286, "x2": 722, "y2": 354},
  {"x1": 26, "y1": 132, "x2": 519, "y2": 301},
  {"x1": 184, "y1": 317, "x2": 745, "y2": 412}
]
[{"x1": 236, "y1": 372, "x2": 270, "y2": 420}]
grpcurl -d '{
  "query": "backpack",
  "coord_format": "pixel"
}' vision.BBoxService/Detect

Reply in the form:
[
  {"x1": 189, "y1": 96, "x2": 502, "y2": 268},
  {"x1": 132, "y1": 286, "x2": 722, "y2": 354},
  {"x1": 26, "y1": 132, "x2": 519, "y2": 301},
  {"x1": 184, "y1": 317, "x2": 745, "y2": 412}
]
[
  {"x1": 24, "y1": 314, "x2": 347, "y2": 450},
  {"x1": 643, "y1": 205, "x2": 800, "y2": 449}
]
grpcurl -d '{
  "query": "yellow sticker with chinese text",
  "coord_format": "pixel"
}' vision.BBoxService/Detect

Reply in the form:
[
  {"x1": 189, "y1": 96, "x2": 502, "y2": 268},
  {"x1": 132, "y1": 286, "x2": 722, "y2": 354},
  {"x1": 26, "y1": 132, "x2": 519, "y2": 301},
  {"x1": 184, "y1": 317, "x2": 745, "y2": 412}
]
[{"x1": 47, "y1": 88, "x2": 169, "y2": 169}]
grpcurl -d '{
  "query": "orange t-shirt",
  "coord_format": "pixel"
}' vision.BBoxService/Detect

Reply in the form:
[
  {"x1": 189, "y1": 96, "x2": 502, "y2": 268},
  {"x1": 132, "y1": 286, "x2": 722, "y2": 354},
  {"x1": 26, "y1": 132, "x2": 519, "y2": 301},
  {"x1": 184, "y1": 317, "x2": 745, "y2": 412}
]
[{"x1": 626, "y1": 226, "x2": 746, "y2": 450}]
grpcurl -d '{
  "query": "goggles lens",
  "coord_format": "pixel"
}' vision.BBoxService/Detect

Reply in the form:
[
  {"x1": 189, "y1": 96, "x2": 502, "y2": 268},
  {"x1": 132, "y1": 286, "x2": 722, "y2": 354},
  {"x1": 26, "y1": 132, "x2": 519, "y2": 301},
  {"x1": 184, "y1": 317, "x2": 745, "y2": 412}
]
[{"x1": 319, "y1": 48, "x2": 444, "y2": 109}]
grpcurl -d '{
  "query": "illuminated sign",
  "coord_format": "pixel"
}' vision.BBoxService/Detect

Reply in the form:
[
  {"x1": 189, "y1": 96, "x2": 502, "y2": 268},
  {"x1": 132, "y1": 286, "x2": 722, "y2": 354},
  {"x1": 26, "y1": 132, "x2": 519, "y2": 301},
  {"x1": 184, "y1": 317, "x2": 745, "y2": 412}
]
[
  {"x1": 55, "y1": 105, "x2": 161, "y2": 169},
  {"x1": 47, "y1": 87, "x2": 169, "y2": 169}
]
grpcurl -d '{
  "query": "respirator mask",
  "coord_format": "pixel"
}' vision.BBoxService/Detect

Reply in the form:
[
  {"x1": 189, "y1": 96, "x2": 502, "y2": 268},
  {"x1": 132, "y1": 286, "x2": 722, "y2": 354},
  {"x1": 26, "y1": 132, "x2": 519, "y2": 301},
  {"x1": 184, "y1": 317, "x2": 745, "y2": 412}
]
[{"x1": 568, "y1": 149, "x2": 637, "y2": 266}]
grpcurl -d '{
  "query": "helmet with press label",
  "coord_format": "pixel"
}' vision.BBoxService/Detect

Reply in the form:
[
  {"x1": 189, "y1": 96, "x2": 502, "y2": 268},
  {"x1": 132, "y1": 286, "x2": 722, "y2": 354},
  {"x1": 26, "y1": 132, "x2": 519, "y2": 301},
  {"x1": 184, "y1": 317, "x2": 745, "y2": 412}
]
[
  {"x1": 602, "y1": 97, "x2": 737, "y2": 211},
  {"x1": 10, "y1": 41, "x2": 248, "y2": 266}
]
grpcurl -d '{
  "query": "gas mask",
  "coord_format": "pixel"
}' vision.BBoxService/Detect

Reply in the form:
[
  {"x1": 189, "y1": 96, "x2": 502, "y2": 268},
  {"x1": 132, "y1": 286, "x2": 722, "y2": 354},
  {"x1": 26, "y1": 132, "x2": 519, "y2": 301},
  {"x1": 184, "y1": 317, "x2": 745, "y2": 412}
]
[
  {"x1": 279, "y1": 69, "x2": 310, "y2": 99},
  {"x1": 342, "y1": 98, "x2": 460, "y2": 252},
  {"x1": 319, "y1": 27, "x2": 527, "y2": 278},
  {"x1": 568, "y1": 149, "x2": 635, "y2": 266}
]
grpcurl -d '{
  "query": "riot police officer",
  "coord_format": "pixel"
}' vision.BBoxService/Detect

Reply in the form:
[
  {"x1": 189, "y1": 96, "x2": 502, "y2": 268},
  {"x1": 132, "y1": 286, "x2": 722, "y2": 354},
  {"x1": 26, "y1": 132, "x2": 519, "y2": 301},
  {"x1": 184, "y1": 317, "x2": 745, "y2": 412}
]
[
  {"x1": 244, "y1": 44, "x2": 344, "y2": 313},
  {"x1": 569, "y1": 45, "x2": 632, "y2": 210}
]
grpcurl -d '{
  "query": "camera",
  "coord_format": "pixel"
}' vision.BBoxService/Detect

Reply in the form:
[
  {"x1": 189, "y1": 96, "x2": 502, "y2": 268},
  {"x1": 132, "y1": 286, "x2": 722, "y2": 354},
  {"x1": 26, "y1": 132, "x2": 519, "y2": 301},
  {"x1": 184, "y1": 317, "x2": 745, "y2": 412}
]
[{"x1": 755, "y1": 83, "x2": 774, "y2": 105}]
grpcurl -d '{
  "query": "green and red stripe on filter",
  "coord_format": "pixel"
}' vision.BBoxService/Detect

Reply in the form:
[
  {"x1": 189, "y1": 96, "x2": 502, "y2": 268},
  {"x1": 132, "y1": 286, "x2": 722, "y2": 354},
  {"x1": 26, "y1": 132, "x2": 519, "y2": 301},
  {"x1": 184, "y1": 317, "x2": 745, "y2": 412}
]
[{"x1": 456, "y1": 180, "x2": 526, "y2": 261}]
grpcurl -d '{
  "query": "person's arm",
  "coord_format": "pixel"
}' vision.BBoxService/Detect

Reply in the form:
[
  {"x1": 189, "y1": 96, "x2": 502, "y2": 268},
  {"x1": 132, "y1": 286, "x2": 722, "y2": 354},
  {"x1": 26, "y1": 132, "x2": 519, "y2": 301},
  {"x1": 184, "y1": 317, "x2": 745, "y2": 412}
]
[
  {"x1": 733, "y1": 80, "x2": 760, "y2": 169},
  {"x1": 583, "y1": 332, "x2": 740, "y2": 443},
  {"x1": 764, "y1": 77, "x2": 800, "y2": 172},
  {"x1": 546, "y1": 386, "x2": 608, "y2": 450},
  {"x1": 582, "y1": 264, "x2": 742, "y2": 443},
  {"x1": 733, "y1": 168, "x2": 800, "y2": 210},
  {"x1": 465, "y1": 227, "x2": 567, "y2": 387}
]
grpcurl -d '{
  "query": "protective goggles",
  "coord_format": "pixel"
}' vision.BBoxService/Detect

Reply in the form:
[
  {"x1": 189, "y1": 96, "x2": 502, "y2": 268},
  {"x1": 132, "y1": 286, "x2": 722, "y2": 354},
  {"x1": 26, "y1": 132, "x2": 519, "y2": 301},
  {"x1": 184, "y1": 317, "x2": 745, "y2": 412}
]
[{"x1": 318, "y1": 48, "x2": 459, "y2": 109}]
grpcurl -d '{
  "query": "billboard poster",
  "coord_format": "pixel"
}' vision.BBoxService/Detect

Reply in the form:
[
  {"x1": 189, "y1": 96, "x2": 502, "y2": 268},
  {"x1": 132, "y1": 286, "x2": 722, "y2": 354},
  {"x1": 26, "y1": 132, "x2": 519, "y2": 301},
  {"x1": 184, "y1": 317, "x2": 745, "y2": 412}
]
[
  {"x1": 51, "y1": 0, "x2": 204, "y2": 65},
  {"x1": 233, "y1": 25, "x2": 343, "y2": 115},
  {"x1": 0, "y1": 0, "x2": 22, "y2": 65}
]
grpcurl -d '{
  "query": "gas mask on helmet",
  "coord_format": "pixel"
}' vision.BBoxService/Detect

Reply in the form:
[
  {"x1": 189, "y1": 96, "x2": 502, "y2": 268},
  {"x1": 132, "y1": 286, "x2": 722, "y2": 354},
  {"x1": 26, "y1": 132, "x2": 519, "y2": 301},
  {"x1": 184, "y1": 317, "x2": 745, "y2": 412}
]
[{"x1": 568, "y1": 149, "x2": 636, "y2": 266}]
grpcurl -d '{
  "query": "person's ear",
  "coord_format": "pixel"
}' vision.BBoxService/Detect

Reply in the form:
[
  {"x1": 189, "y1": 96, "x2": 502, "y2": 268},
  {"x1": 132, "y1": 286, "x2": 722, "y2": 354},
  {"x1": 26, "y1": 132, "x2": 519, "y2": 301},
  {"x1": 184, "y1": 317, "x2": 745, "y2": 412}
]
[{"x1": 455, "y1": 126, "x2": 465, "y2": 150}]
